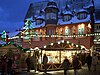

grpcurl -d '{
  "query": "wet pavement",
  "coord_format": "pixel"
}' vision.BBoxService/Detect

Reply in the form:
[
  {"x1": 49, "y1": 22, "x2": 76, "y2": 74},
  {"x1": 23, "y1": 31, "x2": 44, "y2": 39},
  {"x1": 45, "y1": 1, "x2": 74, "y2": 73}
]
[{"x1": 15, "y1": 63, "x2": 100, "y2": 75}]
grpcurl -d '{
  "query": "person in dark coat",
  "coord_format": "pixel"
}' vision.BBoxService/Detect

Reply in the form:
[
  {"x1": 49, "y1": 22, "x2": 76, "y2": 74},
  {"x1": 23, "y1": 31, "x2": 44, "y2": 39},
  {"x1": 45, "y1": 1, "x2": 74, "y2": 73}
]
[
  {"x1": 62, "y1": 57, "x2": 70, "y2": 75},
  {"x1": 7, "y1": 58, "x2": 13, "y2": 75},
  {"x1": 43, "y1": 54, "x2": 48, "y2": 74},
  {"x1": 1, "y1": 56, "x2": 7, "y2": 75},
  {"x1": 86, "y1": 53, "x2": 92, "y2": 71},
  {"x1": 72, "y1": 55, "x2": 80, "y2": 75},
  {"x1": 26, "y1": 55, "x2": 31, "y2": 72}
]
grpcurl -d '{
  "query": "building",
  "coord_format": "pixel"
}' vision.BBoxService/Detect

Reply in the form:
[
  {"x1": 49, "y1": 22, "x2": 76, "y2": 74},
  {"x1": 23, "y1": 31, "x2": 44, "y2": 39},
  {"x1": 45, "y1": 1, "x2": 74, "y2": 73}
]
[
  {"x1": 18, "y1": 0, "x2": 95, "y2": 49},
  {"x1": 94, "y1": 8, "x2": 100, "y2": 52}
]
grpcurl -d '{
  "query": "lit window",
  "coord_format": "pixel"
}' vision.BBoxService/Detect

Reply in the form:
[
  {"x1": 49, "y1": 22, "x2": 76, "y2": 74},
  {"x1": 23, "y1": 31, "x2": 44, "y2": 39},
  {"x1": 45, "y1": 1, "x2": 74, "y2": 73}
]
[
  {"x1": 78, "y1": 23, "x2": 84, "y2": 34},
  {"x1": 65, "y1": 26, "x2": 70, "y2": 35}
]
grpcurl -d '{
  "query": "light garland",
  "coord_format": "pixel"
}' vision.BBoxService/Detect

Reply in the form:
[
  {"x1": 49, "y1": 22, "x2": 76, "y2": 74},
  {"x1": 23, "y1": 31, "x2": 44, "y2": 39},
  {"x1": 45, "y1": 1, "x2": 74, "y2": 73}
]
[{"x1": 8, "y1": 32, "x2": 100, "y2": 39}]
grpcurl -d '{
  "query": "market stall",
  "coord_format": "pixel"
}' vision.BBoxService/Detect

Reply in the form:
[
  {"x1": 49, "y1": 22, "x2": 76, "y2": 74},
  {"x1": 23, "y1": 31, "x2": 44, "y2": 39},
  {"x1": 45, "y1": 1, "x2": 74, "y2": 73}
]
[
  {"x1": 38, "y1": 40, "x2": 85, "y2": 71},
  {"x1": 0, "y1": 42, "x2": 28, "y2": 72}
]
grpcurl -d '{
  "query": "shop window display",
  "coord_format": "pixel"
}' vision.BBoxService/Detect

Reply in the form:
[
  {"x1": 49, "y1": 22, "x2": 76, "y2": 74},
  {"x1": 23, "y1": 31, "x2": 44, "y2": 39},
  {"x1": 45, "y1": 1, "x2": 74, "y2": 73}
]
[{"x1": 38, "y1": 50, "x2": 80, "y2": 64}]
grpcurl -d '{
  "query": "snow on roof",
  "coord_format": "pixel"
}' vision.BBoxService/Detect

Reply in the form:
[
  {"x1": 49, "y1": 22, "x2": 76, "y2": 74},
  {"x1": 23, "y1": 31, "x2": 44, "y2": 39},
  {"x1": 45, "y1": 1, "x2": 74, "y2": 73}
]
[
  {"x1": 77, "y1": 9, "x2": 88, "y2": 13},
  {"x1": 95, "y1": 20, "x2": 100, "y2": 23},
  {"x1": 49, "y1": 0, "x2": 55, "y2": 2},
  {"x1": 58, "y1": 15, "x2": 90, "y2": 25},
  {"x1": 47, "y1": 5, "x2": 57, "y2": 8},
  {"x1": 33, "y1": 22, "x2": 45, "y2": 28},
  {"x1": 8, "y1": 31, "x2": 19, "y2": 38},
  {"x1": 0, "y1": 40, "x2": 6, "y2": 45},
  {"x1": 25, "y1": 16, "x2": 33, "y2": 21},
  {"x1": 63, "y1": 10, "x2": 72, "y2": 15},
  {"x1": 36, "y1": 15, "x2": 45, "y2": 19},
  {"x1": 83, "y1": 2, "x2": 93, "y2": 9}
]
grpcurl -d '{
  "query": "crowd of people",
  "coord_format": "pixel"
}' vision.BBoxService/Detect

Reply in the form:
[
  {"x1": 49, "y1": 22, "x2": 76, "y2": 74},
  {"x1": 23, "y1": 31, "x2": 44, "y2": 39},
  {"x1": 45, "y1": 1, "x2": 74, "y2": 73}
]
[
  {"x1": 0, "y1": 52, "x2": 99, "y2": 75},
  {"x1": 25, "y1": 53, "x2": 48, "y2": 74},
  {"x1": 0, "y1": 55, "x2": 14, "y2": 75},
  {"x1": 62, "y1": 53, "x2": 99, "y2": 75}
]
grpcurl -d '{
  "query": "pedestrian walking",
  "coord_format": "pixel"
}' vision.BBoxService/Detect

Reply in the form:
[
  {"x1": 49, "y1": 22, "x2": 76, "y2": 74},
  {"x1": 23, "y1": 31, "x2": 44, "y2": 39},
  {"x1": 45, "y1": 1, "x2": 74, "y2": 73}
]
[
  {"x1": 43, "y1": 54, "x2": 48, "y2": 74},
  {"x1": 92, "y1": 53, "x2": 98, "y2": 71},
  {"x1": 7, "y1": 57, "x2": 13, "y2": 75},
  {"x1": 62, "y1": 57, "x2": 70, "y2": 75},
  {"x1": 1, "y1": 56, "x2": 7, "y2": 75},
  {"x1": 72, "y1": 55, "x2": 80, "y2": 75},
  {"x1": 26, "y1": 55, "x2": 31, "y2": 72},
  {"x1": 86, "y1": 53, "x2": 92, "y2": 71},
  {"x1": 31, "y1": 53, "x2": 38, "y2": 73}
]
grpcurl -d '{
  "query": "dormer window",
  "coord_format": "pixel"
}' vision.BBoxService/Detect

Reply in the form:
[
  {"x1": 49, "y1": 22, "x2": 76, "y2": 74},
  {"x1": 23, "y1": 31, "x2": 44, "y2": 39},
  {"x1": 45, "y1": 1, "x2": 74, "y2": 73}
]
[
  {"x1": 63, "y1": 15, "x2": 72, "y2": 22},
  {"x1": 36, "y1": 19, "x2": 43, "y2": 25},
  {"x1": 46, "y1": 13, "x2": 56, "y2": 20},
  {"x1": 77, "y1": 12, "x2": 87, "y2": 20}
]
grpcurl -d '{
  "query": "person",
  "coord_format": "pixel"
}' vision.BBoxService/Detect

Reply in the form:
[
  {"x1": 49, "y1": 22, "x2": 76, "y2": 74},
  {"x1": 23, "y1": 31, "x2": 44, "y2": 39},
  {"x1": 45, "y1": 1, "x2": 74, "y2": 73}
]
[
  {"x1": 43, "y1": 54, "x2": 48, "y2": 74},
  {"x1": 62, "y1": 57, "x2": 70, "y2": 75},
  {"x1": 92, "y1": 54, "x2": 98, "y2": 71},
  {"x1": 26, "y1": 55, "x2": 31, "y2": 72},
  {"x1": 31, "y1": 53, "x2": 38, "y2": 73},
  {"x1": 72, "y1": 55, "x2": 80, "y2": 75},
  {"x1": 1, "y1": 56, "x2": 7, "y2": 75},
  {"x1": 6, "y1": 57, "x2": 13, "y2": 75},
  {"x1": 86, "y1": 53, "x2": 92, "y2": 71}
]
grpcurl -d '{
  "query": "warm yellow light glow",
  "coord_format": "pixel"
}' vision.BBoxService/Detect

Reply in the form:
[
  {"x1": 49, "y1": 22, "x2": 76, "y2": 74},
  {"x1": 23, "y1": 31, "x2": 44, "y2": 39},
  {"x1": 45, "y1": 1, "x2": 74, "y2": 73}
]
[
  {"x1": 67, "y1": 41, "x2": 69, "y2": 44},
  {"x1": 44, "y1": 45, "x2": 46, "y2": 48},
  {"x1": 26, "y1": 51, "x2": 30, "y2": 52},
  {"x1": 71, "y1": 43, "x2": 74, "y2": 46},
  {"x1": 93, "y1": 39, "x2": 97, "y2": 42},
  {"x1": 78, "y1": 23, "x2": 85, "y2": 28},
  {"x1": 98, "y1": 39, "x2": 100, "y2": 41},
  {"x1": 81, "y1": 23, "x2": 85, "y2": 28},
  {"x1": 34, "y1": 47, "x2": 39, "y2": 50},
  {"x1": 60, "y1": 28, "x2": 62, "y2": 32},
  {"x1": 65, "y1": 26, "x2": 68, "y2": 29},
  {"x1": 30, "y1": 48, "x2": 33, "y2": 50},
  {"x1": 51, "y1": 43, "x2": 53, "y2": 46},
  {"x1": 76, "y1": 45, "x2": 78, "y2": 47},
  {"x1": 61, "y1": 40, "x2": 64, "y2": 43},
  {"x1": 88, "y1": 23, "x2": 91, "y2": 29},
  {"x1": 58, "y1": 41, "x2": 60, "y2": 44}
]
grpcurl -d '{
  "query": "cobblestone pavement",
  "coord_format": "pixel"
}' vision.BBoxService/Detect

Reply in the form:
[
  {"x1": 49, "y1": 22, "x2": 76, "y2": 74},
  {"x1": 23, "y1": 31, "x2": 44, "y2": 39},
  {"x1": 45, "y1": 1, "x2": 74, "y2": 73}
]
[{"x1": 15, "y1": 63, "x2": 100, "y2": 75}]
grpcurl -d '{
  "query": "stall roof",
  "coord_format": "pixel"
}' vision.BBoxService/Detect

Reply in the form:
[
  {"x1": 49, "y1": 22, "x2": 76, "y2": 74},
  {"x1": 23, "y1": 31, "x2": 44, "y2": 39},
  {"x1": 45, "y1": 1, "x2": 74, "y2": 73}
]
[
  {"x1": 40, "y1": 40, "x2": 85, "y2": 51},
  {"x1": 0, "y1": 42, "x2": 30, "y2": 52}
]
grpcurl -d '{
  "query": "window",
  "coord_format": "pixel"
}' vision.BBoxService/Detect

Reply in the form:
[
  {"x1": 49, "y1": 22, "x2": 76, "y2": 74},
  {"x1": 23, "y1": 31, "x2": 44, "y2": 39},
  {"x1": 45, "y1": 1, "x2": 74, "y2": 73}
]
[
  {"x1": 63, "y1": 15, "x2": 72, "y2": 22},
  {"x1": 36, "y1": 20, "x2": 43, "y2": 25},
  {"x1": 77, "y1": 13, "x2": 87, "y2": 20},
  {"x1": 46, "y1": 13, "x2": 56, "y2": 20},
  {"x1": 65, "y1": 26, "x2": 70, "y2": 35},
  {"x1": 48, "y1": 30, "x2": 54, "y2": 35},
  {"x1": 78, "y1": 23, "x2": 84, "y2": 34},
  {"x1": 99, "y1": 26, "x2": 100, "y2": 29}
]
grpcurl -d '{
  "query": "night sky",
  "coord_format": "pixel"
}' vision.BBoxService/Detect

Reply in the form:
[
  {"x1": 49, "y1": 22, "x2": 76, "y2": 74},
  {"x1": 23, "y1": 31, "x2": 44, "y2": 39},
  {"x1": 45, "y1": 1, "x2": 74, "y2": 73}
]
[{"x1": 0, "y1": 0, "x2": 100, "y2": 33}]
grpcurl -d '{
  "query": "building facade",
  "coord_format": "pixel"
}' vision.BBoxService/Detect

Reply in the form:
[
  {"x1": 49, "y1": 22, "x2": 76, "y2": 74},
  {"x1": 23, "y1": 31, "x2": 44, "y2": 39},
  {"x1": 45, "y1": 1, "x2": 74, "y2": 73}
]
[{"x1": 9, "y1": 0, "x2": 96, "y2": 51}]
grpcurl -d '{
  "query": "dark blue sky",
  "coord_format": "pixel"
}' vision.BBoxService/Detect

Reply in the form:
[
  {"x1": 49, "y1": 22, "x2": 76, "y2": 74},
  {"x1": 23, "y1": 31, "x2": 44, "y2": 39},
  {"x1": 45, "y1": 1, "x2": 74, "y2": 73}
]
[
  {"x1": 0, "y1": 0, "x2": 43, "y2": 32},
  {"x1": 0, "y1": 0, "x2": 99, "y2": 33}
]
